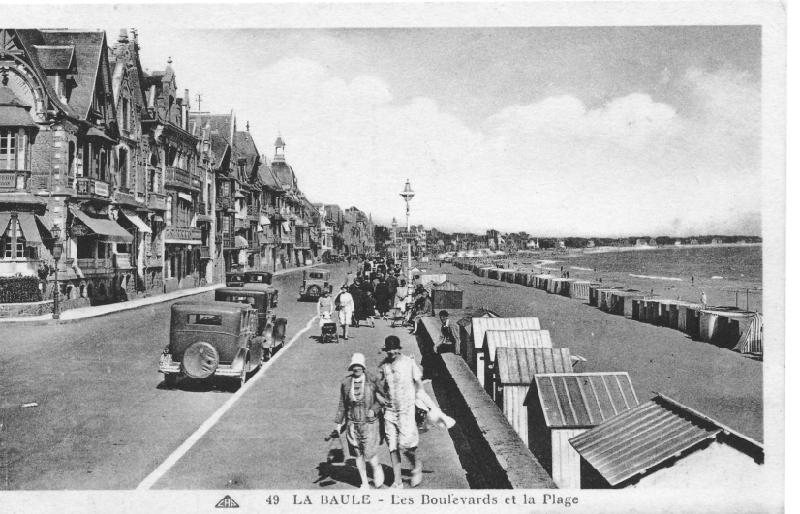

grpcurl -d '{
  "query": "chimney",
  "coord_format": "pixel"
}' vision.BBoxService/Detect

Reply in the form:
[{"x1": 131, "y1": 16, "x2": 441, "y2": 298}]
[{"x1": 181, "y1": 89, "x2": 190, "y2": 130}]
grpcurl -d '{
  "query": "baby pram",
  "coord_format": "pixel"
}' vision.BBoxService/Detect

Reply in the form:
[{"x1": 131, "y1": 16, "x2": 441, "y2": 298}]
[{"x1": 320, "y1": 312, "x2": 339, "y2": 344}]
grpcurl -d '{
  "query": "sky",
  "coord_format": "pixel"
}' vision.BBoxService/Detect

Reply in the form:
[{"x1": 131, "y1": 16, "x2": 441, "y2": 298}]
[{"x1": 116, "y1": 25, "x2": 760, "y2": 237}]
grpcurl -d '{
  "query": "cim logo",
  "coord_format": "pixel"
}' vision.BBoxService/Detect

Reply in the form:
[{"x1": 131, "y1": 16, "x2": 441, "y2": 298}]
[{"x1": 215, "y1": 495, "x2": 240, "y2": 508}]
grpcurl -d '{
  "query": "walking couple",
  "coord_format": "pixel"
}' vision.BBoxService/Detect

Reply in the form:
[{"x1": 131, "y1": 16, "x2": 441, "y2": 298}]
[{"x1": 333, "y1": 335, "x2": 455, "y2": 489}]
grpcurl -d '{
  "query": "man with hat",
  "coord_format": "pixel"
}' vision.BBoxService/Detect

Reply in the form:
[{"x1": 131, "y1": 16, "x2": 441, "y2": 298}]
[
  {"x1": 334, "y1": 353, "x2": 384, "y2": 489},
  {"x1": 377, "y1": 335, "x2": 424, "y2": 488}
]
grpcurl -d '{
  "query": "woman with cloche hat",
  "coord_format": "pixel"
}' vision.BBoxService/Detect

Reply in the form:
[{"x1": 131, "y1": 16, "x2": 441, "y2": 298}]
[{"x1": 333, "y1": 353, "x2": 385, "y2": 489}]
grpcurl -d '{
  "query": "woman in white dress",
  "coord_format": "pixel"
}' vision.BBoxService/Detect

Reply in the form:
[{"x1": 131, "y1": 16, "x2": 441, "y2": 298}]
[{"x1": 335, "y1": 286, "x2": 355, "y2": 340}]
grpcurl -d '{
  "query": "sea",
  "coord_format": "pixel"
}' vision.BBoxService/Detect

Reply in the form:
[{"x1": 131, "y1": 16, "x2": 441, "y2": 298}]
[
  {"x1": 565, "y1": 245, "x2": 762, "y2": 284},
  {"x1": 547, "y1": 244, "x2": 763, "y2": 312}
]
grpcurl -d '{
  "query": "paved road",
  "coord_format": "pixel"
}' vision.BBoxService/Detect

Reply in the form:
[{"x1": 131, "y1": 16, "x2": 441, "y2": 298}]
[{"x1": 0, "y1": 264, "x2": 467, "y2": 490}]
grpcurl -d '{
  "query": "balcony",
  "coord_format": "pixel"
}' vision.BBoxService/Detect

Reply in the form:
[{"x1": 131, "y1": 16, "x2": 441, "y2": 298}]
[
  {"x1": 147, "y1": 191, "x2": 167, "y2": 211},
  {"x1": 113, "y1": 189, "x2": 139, "y2": 208},
  {"x1": 261, "y1": 204, "x2": 276, "y2": 216},
  {"x1": 75, "y1": 177, "x2": 111, "y2": 200},
  {"x1": 222, "y1": 234, "x2": 235, "y2": 249},
  {"x1": 0, "y1": 170, "x2": 31, "y2": 192},
  {"x1": 280, "y1": 234, "x2": 294, "y2": 244},
  {"x1": 164, "y1": 166, "x2": 201, "y2": 192},
  {"x1": 247, "y1": 204, "x2": 258, "y2": 218},
  {"x1": 199, "y1": 246, "x2": 211, "y2": 259},
  {"x1": 234, "y1": 218, "x2": 249, "y2": 231},
  {"x1": 248, "y1": 239, "x2": 259, "y2": 251},
  {"x1": 77, "y1": 257, "x2": 112, "y2": 274}
]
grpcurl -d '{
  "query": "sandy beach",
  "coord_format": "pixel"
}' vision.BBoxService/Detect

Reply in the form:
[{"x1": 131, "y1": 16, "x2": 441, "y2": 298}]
[{"x1": 435, "y1": 262, "x2": 763, "y2": 441}]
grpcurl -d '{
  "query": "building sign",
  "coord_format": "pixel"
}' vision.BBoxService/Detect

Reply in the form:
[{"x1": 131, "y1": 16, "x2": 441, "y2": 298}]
[
  {"x1": 93, "y1": 181, "x2": 109, "y2": 197},
  {"x1": 164, "y1": 226, "x2": 202, "y2": 241}
]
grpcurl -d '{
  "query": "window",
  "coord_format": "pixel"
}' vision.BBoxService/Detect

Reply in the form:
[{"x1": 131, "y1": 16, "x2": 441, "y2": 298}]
[
  {"x1": 99, "y1": 149, "x2": 107, "y2": 181},
  {"x1": 0, "y1": 129, "x2": 17, "y2": 170},
  {"x1": 119, "y1": 147, "x2": 128, "y2": 189},
  {"x1": 121, "y1": 97, "x2": 130, "y2": 131},
  {"x1": 68, "y1": 142, "x2": 76, "y2": 178},
  {"x1": 187, "y1": 314, "x2": 222, "y2": 325},
  {"x1": 77, "y1": 238, "x2": 93, "y2": 258},
  {"x1": 2, "y1": 218, "x2": 24, "y2": 258},
  {"x1": 97, "y1": 242, "x2": 107, "y2": 258}
]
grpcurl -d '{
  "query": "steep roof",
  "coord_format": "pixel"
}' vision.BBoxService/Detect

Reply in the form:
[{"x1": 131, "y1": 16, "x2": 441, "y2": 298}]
[
  {"x1": 13, "y1": 30, "x2": 73, "y2": 117},
  {"x1": 37, "y1": 30, "x2": 107, "y2": 120},
  {"x1": 190, "y1": 113, "x2": 233, "y2": 166},
  {"x1": 569, "y1": 393, "x2": 764, "y2": 486},
  {"x1": 271, "y1": 160, "x2": 295, "y2": 190}
]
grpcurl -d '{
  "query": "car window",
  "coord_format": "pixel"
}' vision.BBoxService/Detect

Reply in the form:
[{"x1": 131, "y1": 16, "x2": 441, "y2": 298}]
[
  {"x1": 310, "y1": 273, "x2": 322, "y2": 279},
  {"x1": 187, "y1": 314, "x2": 222, "y2": 325},
  {"x1": 226, "y1": 295, "x2": 256, "y2": 306}
]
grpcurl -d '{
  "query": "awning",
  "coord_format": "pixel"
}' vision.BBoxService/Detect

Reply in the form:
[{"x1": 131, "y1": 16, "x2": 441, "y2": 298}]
[
  {"x1": 281, "y1": 221, "x2": 290, "y2": 233},
  {"x1": 235, "y1": 235, "x2": 248, "y2": 248},
  {"x1": 120, "y1": 209, "x2": 151, "y2": 233},
  {"x1": 177, "y1": 192, "x2": 193, "y2": 202},
  {"x1": 153, "y1": 215, "x2": 164, "y2": 222},
  {"x1": 0, "y1": 212, "x2": 44, "y2": 244},
  {"x1": 86, "y1": 126, "x2": 115, "y2": 143},
  {"x1": 234, "y1": 190, "x2": 246, "y2": 198},
  {"x1": 69, "y1": 207, "x2": 133, "y2": 243},
  {"x1": 259, "y1": 215, "x2": 270, "y2": 226}
]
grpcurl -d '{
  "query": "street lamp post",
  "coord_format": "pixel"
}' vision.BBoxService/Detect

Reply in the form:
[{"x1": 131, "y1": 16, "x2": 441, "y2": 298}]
[
  {"x1": 391, "y1": 217, "x2": 398, "y2": 262},
  {"x1": 399, "y1": 179, "x2": 414, "y2": 284},
  {"x1": 50, "y1": 224, "x2": 63, "y2": 320}
]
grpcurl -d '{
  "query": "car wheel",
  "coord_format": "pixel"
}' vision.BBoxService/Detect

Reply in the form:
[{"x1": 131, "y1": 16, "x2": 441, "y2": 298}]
[{"x1": 307, "y1": 285, "x2": 321, "y2": 298}]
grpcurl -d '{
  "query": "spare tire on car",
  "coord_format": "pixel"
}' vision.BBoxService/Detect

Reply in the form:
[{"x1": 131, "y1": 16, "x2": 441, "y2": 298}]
[{"x1": 182, "y1": 341, "x2": 219, "y2": 379}]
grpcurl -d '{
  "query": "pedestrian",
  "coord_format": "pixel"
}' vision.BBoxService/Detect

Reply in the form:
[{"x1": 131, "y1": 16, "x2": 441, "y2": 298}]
[
  {"x1": 317, "y1": 289, "x2": 334, "y2": 325},
  {"x1": 335, "y1": 286, "x2": 354, "y2": 340},
  {"x1": 334, "y1": 352, "x2": 385, "y2": 490},
  {"x1": 394, "y1": 280, "x2": 410, "y2": 317},
  {"x1": 377, "y1": 336, "x2": 424, "y2": 488},
  {"x1": 362, "y1": 291, "x2": 377, "y2": 328},
  {"x1": 437, "y1": 310, "x2": 457, "y2": 352},
  {"x1": 700, "y1": 290, "x2": 708, "y2": 307},
  {"x1": 691, "y1": 275, "x2": 695, "y2": 285},
  {"x1": 410, "y1": 289, "x2": 433, "y2": 335},
  {"x1": 375, "y1": 278, "x2": 393, "y2": 318}
]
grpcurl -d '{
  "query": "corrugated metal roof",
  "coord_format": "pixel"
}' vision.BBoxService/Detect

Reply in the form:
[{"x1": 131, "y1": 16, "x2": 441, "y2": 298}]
[
  {"x1": 484, "y1": 329, "x2": 553, "y2": 361},
  {"x1": 496, "y1": 347, "x2": 573, "y2": 385},
  {"x1": 472, "y1": 317, "x2": 541, "y2": 350},
  {"x1": 527, "y1": 372, "x2": 638, "y2": 429},
  {"x1": 569, "y1": 395, "x2": 728, "y2": 486}
]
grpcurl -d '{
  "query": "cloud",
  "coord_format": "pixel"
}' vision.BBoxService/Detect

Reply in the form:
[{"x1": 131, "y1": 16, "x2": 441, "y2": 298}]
[{"x1": 243, "y1": 58, "x2": 760, "y2": 237}]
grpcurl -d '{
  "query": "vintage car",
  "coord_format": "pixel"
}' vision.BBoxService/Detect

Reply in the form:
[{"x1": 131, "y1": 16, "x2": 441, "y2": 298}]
[
  {"x1": 226, "y1": 271, "x2": 246, "y2": 287},
  {"x1": 299, "y1": 269, "x2": 333, "y2": 300},
  {"x1": 214, "y1": 287, "x2": 285, "y2": 357},
  {"x1": 244, "y1": 271, "x2": 273, "y2": 286},
  {"x1": 159, "y1": 301, "x2": 263, "y2": 390}
]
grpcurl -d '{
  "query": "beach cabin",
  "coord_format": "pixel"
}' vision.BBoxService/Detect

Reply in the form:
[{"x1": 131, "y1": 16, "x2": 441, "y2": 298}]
[
  {"x1": 494, "y1": 347, "x2": 574, "y2": 446},
  {"x1": 431, "y1": 280, "x2": 463, "y2": 310},
  {"x1": 418, "y1": 274, "x2": 446, "y2": 288},
  {"x1": 456, "y1": 309, "x2": 500, "y2": 367},
  {"x1": 524, "y1": 372, "x2": 639, "y2": 489},
  {"x1": 733, "y1": 312, "x2": 763, "y2": 354},
  {"x1": 569, "y1": 280, "x2": 592, "y2": 301},
  {"x1": 608, "y1": 290, "x2": 647, "y2": 318},
  {"x1": 482, "y1": 329, "x2": 553, "y2": 398},
  {"x1": 569, "y1": 394, "x2": 764, "y2": 489},
  {"x1": 470, "y1": 317, "x2": 541, "y2": 381}
]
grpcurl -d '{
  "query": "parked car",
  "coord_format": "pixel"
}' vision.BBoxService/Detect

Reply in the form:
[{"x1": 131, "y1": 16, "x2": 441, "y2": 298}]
[
  {"x1": 215, "y1": 288, "x2": 285, "y2": 358},
  {"x1": 233, "y1": 271, "x2": 279, "y2": 308},
  {"x1": 299, "y1": 269, "x2": 332, "y2": 300},
  {"x1": 159, "y1": 302, "x2": 263, "y2": 390},
  {"x1": 225, "y1": 271, "x2": 246, "y2": 287}
]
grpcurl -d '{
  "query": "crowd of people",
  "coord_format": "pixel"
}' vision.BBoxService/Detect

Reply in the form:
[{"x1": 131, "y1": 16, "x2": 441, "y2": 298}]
[{"x1": 315, "y1": 257, "x2": 437, "y2": 341}]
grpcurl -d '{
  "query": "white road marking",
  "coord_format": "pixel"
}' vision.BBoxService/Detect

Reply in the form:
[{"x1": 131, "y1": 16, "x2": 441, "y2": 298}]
[{"x1": 136, "y1": 314, "x2": 319, "y2": 490}]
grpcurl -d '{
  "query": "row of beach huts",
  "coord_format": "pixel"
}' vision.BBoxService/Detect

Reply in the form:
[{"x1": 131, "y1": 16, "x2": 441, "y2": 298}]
[
  {"x1": 451, "y1": 259, "x2": 763, "y2": 356},
  {"x1": 418, "y1": 269, "x2": 764, "y2": 489}
]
